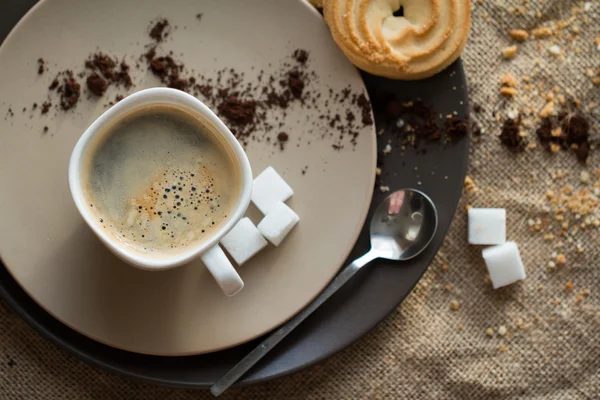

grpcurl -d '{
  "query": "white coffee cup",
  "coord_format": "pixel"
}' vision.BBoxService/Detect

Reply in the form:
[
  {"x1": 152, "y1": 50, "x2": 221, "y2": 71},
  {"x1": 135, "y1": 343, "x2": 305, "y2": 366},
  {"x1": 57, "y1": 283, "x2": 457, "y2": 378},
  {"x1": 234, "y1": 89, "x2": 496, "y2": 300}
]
[{"x1": 68, "y1": 88, "x2": 252, "y2": 296}]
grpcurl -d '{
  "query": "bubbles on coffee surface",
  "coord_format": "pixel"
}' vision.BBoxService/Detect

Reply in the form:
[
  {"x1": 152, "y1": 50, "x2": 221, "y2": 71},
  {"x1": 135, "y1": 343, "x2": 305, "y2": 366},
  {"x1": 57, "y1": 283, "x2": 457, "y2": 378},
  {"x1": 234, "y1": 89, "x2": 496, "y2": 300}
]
[{"x1": 114, "y1": 166, "x2": 226, "y2": 250}]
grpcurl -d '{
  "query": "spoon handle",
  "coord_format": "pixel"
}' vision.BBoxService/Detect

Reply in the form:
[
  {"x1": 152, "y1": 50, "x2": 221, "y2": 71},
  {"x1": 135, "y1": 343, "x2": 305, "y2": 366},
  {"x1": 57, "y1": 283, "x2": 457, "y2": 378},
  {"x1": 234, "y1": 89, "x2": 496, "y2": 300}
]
[{"x1": 210, "y1": 250, "x2": 379, "y2": 396}]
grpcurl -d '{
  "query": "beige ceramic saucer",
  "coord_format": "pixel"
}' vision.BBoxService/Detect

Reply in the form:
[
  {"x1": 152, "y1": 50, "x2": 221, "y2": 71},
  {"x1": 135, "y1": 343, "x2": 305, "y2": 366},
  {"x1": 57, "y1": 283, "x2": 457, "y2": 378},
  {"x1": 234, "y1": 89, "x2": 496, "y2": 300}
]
[{"x1": 0, "y1": 0, "x2": 375, "y2": 355}]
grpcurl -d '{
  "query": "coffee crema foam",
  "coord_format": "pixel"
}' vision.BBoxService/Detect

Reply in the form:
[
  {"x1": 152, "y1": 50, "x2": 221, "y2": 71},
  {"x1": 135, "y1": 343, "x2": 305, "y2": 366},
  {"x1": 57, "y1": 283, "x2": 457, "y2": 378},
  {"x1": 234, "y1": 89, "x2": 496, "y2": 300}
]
[{"x1": 82, "y1": 104, "x2": 240, "y2": 254}]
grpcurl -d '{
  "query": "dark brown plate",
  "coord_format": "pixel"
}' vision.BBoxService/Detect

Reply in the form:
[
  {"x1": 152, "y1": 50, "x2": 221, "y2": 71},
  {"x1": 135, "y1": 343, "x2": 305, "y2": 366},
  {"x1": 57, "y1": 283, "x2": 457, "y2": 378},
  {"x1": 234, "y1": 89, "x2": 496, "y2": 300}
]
[{"x1": 0, "y1": 0, "x2": 469, "y2": 388}]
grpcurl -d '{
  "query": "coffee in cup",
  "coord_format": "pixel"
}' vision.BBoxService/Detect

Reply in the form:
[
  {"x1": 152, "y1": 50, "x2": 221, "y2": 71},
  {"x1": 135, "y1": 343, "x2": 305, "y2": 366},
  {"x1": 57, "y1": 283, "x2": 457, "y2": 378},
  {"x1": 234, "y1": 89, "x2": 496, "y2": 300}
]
[{"x1": 81, "y1": 104, "x2": 241, "y2": 255}]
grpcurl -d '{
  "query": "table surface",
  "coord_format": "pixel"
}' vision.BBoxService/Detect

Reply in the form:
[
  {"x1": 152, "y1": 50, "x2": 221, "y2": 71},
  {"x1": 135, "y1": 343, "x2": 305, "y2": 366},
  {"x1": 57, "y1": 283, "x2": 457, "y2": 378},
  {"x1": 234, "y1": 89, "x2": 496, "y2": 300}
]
[{"x1": 1, "y1": 0, "x2": 599, "y2": 399}]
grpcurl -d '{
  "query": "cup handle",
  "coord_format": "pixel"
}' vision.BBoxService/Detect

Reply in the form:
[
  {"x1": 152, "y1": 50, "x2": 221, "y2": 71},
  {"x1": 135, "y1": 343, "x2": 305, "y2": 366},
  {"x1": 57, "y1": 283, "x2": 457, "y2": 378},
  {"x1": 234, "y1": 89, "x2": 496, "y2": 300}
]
[{"x1": 201, "y1": 245, "x2": 244, "y2": 296}]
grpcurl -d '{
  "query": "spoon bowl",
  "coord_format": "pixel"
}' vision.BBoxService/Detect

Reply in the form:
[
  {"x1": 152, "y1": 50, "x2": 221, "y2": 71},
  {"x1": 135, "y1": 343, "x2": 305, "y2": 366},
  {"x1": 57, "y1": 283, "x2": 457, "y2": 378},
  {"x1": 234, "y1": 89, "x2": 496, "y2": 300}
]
[{"x1": 370, "y1": 189, "x2": 438, "y2": 261}]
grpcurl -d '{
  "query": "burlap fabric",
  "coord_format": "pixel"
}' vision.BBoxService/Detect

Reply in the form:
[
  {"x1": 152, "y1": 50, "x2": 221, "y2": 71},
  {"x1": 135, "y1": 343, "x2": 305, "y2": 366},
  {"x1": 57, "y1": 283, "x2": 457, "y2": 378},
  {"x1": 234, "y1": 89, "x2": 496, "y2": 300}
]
[{"x1": 1, "y1": 1, "x2": 599, "y2": 398}]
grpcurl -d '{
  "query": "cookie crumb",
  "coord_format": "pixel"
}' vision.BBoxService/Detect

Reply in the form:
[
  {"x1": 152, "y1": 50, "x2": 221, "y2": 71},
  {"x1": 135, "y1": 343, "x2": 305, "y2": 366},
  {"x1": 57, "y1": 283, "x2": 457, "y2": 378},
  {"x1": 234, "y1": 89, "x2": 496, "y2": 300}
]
[
  {"x1": 500, "y1": 87, "x2": 518, "y2": 96},
  {"x1": 532, "y1": 27, "x2": 553, "y2": 38},
  {"x1": 509, "y1": 29, "x2": 529, "y2": 41},
  {"x1": 539, "y1": 102, "x2": 554, "y2": 118},
  {"x1": 498, "y1": 325, "x2": 507, "y2": 336},
  {"x1": 464, "y1": 176, "x2": 478, "y2": 193},
  {"x1": 501, "y1": 73, "x2": 517, "y2": 87},
  {"x1": 502, "y1": 45, "x2": 518, "y2": 59}
]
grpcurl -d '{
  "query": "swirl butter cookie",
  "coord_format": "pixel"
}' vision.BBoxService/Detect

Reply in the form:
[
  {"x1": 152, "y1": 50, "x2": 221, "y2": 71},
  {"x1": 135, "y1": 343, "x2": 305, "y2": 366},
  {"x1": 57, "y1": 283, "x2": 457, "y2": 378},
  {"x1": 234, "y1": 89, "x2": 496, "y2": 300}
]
[{"x1": 323, "y1": 0, "x2": 471, "y2": 79}]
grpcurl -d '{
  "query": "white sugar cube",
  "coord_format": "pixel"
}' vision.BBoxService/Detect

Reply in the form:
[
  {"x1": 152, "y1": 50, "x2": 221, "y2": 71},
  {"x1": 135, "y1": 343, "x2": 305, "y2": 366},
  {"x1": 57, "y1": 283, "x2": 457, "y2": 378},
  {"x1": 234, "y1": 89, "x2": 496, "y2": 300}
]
[
  {"x1": 220, "y1": 217, "x2": 268, "y2": 265},
  {"x1": 257, "y1": 202, "x2": 299, "y2": 246},
  {"x1": 468, "y1": 208, "x2": 506, "y2": 245},
  {"x1": 252, "y1": 166, "x2": 293, "y2": 215},
  {"x1": 482, "y1": 242, "x2": 526, "y2": 289}
]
